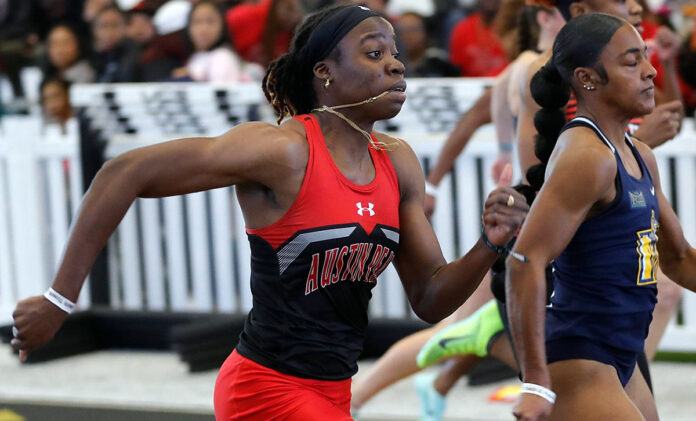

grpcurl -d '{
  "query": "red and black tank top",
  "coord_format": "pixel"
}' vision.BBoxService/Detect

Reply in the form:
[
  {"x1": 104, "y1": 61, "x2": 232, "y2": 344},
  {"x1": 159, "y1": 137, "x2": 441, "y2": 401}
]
[{"x1": 235, "y1": 114, "x2": 401, "y2": 380}]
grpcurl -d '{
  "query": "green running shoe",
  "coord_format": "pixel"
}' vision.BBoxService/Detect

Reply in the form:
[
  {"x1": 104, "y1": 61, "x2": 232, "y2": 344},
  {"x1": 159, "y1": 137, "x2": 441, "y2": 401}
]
[{"x1": 416, "y1": 299, "x2": 503, "y2": 368}]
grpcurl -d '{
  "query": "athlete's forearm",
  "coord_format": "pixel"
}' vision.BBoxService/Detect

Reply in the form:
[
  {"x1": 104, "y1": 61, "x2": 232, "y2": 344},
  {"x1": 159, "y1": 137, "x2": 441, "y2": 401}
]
[
  {"x1": 492, "y1": 80, "x2": 515, "y2": 152},
  {"x1": 506, "y1": 257, "x2": 551, "y2": 387},
  {"x1": 411, "y1": 240, "x2": 498, "y2": 323},
  {"x1": 427, "y1": 90, "x2": 492, "y2": 186},
  {"x1": 427, "y1": 118, "x2": 481, "y2": 186},
  {"x1": 662, "y1": 247, "x2": 696, "y2": 292},
  {"x1": 51, "y1": 158, "x2": 143, "y2": 301}
]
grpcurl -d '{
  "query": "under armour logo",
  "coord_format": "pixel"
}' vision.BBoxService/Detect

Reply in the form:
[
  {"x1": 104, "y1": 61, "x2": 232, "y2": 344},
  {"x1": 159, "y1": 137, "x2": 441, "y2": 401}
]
[{"x1": 356, "y1": 202, "x2": 375, "y2": 216}]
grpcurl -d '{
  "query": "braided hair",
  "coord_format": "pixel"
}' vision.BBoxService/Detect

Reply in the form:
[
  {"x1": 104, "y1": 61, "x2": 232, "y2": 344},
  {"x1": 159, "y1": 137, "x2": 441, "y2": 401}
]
[
  {"x1": 263, "y1": 5, "x2": 347, "y2": 124},
  {"x1": 526, "y1": 13, "x2": 624, "y2": 191}
]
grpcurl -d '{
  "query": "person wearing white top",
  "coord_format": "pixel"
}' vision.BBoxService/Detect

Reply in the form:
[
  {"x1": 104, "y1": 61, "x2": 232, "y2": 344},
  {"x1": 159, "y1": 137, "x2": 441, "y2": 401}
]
[{"x1": 178, "y1": 0, "x2": 262, "y2": 83}]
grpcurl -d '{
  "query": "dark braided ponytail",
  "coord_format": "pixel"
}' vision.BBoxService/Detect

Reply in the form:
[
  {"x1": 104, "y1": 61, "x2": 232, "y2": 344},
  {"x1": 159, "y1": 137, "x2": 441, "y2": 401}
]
[
  {"x1": 525, "y1": 63, "x2": 568, "y2": 190},
  {"x1": 525, "y1": 13, "x2": 625, "y2": 191},
  {"x1": 263, "y1": 5, "x2": 347, "y2": 123}
]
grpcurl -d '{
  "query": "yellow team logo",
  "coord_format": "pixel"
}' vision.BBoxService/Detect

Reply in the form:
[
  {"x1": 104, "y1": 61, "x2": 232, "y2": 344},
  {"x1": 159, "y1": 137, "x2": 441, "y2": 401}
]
[{"x1": 636, "y1": 210, "x2": 659, "y2": 285}]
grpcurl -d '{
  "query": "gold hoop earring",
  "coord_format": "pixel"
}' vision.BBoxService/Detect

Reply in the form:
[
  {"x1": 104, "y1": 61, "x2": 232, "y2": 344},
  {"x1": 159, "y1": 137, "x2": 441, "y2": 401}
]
[{"x1": 325, "y1": 79, "x2": 331, "y2": 89}]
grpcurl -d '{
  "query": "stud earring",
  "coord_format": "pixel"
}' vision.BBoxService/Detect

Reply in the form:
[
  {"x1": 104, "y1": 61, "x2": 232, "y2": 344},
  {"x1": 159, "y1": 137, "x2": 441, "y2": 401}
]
[
  {"x1": 325, "y1": 78, "x2": 331, "y2": 89},
  {"x1": 583, "y1": 84, "x2": 595, "y2": 91}
]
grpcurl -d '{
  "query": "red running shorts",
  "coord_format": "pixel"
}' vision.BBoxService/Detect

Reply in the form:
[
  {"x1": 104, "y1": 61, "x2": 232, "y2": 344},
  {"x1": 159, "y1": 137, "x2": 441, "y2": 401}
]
[{"x1": 214, "y1": 349, "x2": 353, "y2": 420}]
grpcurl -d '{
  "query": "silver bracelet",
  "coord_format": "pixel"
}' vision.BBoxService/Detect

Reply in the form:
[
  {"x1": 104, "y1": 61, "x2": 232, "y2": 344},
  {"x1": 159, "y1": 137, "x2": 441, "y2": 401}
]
[
  {"x1": 424, "y1": 181, "x2": 439, "y2": 197},
  {"x1": 520, "y1": 382, "x2": 556, "y2": 404},
  {"x1": 43, "y1": 287, "x2": 76, "y2": 314}
]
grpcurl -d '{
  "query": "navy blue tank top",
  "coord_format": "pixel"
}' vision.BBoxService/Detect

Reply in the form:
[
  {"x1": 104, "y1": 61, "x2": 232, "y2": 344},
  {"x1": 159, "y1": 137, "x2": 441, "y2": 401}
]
[{"x1": 546, "y1": 117, "x2": 659, "y2": 353}]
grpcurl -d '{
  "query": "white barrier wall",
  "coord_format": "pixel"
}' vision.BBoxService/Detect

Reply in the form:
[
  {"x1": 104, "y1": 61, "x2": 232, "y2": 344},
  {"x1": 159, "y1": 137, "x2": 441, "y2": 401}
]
[
  {"x1": 3, "y1": 79, "x2": 696, "y2": 352},
  {"x1": 0, "y1": 118, "x2": 89, "y2": 324}
]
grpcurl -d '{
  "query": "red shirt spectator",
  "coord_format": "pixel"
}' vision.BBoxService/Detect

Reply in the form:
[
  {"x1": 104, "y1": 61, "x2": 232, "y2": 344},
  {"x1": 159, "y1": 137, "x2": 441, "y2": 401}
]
[
  {"x1": 642, "y1": 20, "x2": 696, "y2": 109},
  {"x1": 449, "y1": 12, "x2": 509, "y2": 77},
  {"x1": 225, "y1": 0, "x2": 303, "y2": 66}
]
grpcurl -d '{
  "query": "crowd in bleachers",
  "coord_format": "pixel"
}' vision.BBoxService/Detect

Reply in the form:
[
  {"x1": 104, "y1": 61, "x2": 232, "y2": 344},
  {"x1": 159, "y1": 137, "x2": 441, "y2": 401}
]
[{"x1": 3, "y1": 0, "x2": 696, "y2": 129}]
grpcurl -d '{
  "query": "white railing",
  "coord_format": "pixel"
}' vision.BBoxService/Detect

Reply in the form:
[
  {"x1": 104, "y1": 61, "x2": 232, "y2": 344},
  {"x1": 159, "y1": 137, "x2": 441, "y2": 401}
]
[
  {"x1": 2, "y1": 79, "x2": 695, "y2": 353},
  {"x1": 655, "y1": 126, "x2": 696, "y2": 351},
  {"x1": 0, "y1": 118, "x2": 89, "y2": 324}
]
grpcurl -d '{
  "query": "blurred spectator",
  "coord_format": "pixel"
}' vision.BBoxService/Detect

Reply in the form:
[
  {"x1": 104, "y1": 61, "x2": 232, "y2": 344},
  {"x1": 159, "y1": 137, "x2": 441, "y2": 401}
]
[
  {"x1": 397, "y1": 12, "x2": 459, "y2": 77},
  {"x1": 492, "y1": 0, "x2": 525, "y2": 61},
  {"x1": 131, "y1": 0, "x2": 169, "y2": 12},
  {"x1": 427, "y1": 0, "x2": 467, "y2": 51},
  {"x1": 137, "y1": 0, "x2": 191, "y2": 81},
  {"x1": 0, "y1": 0, "x2": 40, "y2": 44},
  {"x1": 448, "y1": 0, "x2": 508, "y2": 77},
  {"x1": 43, "y1": 24, "x2": 96, "y2": 84},
  {"x1": 139, "y1": 29, "x2": 188, "y2": 81},
  {"x1": 116, "y1": 0, "x2": 142, "y2": 9},
  {"x1": 0, "y1": 0, "x2": 42, "y2": 110},
  {"x1": 173, "y1": 0, "x2": 262, "y2": 82},
  {"x1": 152, "y1": 0, "x2": 192, "y2": 36},
  {"x1": 677, "y1": 3, "x2": 696, "y2": 113},
  {"x1": 36, "y1": 0, "x2": 88, "y2": 37},
  {"x1": 127, "y1": 9, "x2": 156, "y2": 48},
  {"x1": 641, "y1": 0, "x2": 676, "y2": 35},
  {"x1": 92, "y1": 6, "x2": 140, "y2": 82},
  {"x1": 84, "y1": 0, "x2": 116, "y2": 23},
  {"x1": 40, "y1": 76, "x2": 73, "y2": 129},
  {"x1": 225, "y1": 0, "x2": 305, "y2": 66},
  {"x1": 387, "y1": 0, "x2": 435, "y2": 17},
  {"x1": 639, "y1": 1, "x2": 696, "y2": 111},
  {"x1": 202, "y1": 0, "x2": 243, "y2": 7}
]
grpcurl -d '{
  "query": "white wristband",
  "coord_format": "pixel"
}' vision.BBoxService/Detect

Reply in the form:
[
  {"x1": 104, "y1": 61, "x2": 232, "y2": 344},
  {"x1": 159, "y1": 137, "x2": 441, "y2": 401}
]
[
  {"x1": 425, "y1": 181, "x2": 439, "y2": 197},
  {"x1": 520, "y1": 383, "x2": 556, "y2": 404},
  {"x1": 43, "y1": 288, "x2": 76, "y2": 314}
]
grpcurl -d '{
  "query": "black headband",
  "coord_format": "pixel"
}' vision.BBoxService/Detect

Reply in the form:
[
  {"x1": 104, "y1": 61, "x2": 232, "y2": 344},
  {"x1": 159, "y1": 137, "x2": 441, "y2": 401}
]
[{"x1": 303, "y1": 6, "x2": 381, "y2": 65}]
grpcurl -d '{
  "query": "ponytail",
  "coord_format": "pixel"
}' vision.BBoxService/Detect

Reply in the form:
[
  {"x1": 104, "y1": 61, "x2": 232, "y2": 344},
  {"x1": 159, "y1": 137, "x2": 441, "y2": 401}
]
[
  {"x1": 263, "y1": 53, "x2": 303, "y2": 124},
  {"x1": 524, "y1": 13, "x2": 625, "y2": 191},
  {"x1": 526, "y1": 61, "x2": 569, "y2": 191}
]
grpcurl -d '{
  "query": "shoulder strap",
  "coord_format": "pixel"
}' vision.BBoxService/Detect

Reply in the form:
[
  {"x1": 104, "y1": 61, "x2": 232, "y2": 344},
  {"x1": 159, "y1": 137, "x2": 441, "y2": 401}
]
[{"x1": 563, "y1": 116, "x2": 616, "y2": 153}]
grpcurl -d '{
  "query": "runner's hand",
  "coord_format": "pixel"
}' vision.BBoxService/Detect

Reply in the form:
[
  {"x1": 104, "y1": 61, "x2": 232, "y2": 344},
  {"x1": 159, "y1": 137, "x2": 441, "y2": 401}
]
[
  {"x1": 633, "y1": 100, "x2": 683, "y2": 148},
  {"x1": 11, "y1": 295, "x2": 68, "y2": 362},
  {"x1": 652, "y1": 27, "x2": 681, "y2": 63},
  {"x1": 513, "y1": 393, "x2": 553, "y2": 421},
  {"x1": 482, "y1": 164, "x2": 528, "y2": 246}
]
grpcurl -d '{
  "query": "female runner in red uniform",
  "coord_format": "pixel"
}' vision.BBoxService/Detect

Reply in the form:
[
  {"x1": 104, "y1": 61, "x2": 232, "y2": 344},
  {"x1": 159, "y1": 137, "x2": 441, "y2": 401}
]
[{"x1": 10, "y1": 5, "x2": 529, "y2": 420}]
